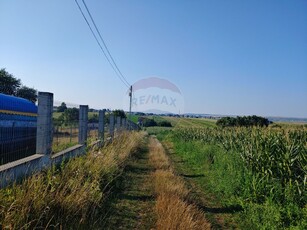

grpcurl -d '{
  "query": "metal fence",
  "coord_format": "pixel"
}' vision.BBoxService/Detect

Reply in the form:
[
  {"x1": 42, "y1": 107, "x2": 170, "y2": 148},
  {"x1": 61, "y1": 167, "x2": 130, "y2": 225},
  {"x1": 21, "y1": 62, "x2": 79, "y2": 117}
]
[
  {"x1": 52, "y1": 122, "x2": 100, "y2": 152},
  {"x1": 1, "y1": 108, "x2": 135, "y2": 166},
  {"x1": 87, "y1": 122, "x2": 99, "y2": 143},
  {"x1": 0, "y1": 125, "x2": 36, "y2": 165},
  {"x1": 52, "y1": 121, "x2": 79, "y2": 153}
]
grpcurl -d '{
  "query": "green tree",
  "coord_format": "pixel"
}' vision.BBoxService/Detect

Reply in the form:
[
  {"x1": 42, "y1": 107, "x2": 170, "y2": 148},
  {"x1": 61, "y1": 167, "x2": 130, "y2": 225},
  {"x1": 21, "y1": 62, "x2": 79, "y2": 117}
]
[
  {"x1": 113, "y1": 109, "x2": 126, "y2": 119},
  {"x1": 59, "y1": 108, "x2": 79, "y2": 125},
  {"x1": 0, "y1": 68, "x2": 21, "y2": 95},
  {"x1": 104, "y1": 113, "x2": 110, "y2": 125},
  {"x1": 0, "y1": 68, "x2": 37, "y2": 103},
  {"x1": 88, "y1": 114, "x2": 99, "y2": 123},
  {"x1": 57, "y1": 102, "x2": 67, "y2": 112},
  {"x1": 16, "y1": 86, "x2": 37, "y2": 103}
]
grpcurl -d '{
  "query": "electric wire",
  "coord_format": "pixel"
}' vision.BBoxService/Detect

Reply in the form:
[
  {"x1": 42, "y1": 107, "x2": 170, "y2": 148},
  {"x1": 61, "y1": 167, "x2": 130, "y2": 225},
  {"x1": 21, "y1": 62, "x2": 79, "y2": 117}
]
[
  {"x1": 74, "y1": 0, "x2": 130, "y2": 88},
  {"x1": 81, "y1": 0, "x2": 130, "y2": 87}
]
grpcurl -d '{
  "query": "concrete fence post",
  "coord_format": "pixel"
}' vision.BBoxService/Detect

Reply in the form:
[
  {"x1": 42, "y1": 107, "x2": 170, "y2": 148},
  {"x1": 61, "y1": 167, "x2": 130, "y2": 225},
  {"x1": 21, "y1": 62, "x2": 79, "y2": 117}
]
[
  {"x1": 78, "y1": 105, "x2": 88, "y2": 145},
  {"x1": 36, "y1": 92, "x2": 53, "y2": 155},
  {"x1": 98, "y1": 109, "x2": 105, "y2": 143},
  {"x1": 116, "y1": 116, "x2": 121, "y2": 131},
  {"x1": 127, "y1": 120, "x2": 132, "y2": 131},
  {"x1": 109, "y1": 113, "x2": 114, "y2": 139},
  {"x1": 122, "y1": 118, "x2": 126, "y2": 130},
  {"x1": 128, "y1": 118, "x2": 132, "y2": 131}
]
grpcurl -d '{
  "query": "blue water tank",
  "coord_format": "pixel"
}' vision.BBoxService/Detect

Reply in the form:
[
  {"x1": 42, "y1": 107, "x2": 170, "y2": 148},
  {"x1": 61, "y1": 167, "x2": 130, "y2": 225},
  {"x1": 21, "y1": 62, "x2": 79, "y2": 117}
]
[{"x1": 0, "y1": 93, "x2": 37, "y2": 115}]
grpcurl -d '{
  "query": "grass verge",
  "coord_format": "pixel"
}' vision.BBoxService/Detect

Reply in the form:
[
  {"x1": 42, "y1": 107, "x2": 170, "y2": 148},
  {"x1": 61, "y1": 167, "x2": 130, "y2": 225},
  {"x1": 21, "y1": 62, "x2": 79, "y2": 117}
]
[
  {"x1": 102, "y1": 134, "x2": 156, "y2": 229},
  {"x1": 0, "y1": 131, "x2": 145, "y2": 229},
  {"x1": 149, "y1": 136, "x2": 210, "y2": 230}
]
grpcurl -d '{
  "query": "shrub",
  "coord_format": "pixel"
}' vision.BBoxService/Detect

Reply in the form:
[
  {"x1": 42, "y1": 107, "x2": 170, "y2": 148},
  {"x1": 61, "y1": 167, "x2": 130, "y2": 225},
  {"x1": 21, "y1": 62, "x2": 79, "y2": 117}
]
[
  {"x1": 143, "y1": 118, "x2": 158, "y2": 127},
  {"x1": 158, "y1": 121, "x2": 172, "y2": 127}
]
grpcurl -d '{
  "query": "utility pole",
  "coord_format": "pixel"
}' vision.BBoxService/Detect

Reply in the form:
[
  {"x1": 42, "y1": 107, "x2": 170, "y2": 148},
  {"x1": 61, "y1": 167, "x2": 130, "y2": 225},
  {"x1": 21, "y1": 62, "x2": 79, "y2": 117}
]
[{"x1": 129, "y1": 85, "x2": 132, "y2": 130}]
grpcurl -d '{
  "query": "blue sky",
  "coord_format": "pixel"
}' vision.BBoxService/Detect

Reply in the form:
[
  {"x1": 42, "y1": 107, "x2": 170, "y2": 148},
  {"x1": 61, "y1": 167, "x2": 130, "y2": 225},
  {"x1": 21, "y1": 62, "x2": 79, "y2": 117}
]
[{"x1": 0, "y1": 0, "x2": 306, "y2": 117}]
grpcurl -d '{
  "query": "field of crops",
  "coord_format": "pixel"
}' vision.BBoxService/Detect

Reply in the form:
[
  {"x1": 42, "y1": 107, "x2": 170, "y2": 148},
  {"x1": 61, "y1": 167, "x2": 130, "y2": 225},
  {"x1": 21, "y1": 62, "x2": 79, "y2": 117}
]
[{"x1": 172, "y1": 125, "x2": 307, "y2": 228}]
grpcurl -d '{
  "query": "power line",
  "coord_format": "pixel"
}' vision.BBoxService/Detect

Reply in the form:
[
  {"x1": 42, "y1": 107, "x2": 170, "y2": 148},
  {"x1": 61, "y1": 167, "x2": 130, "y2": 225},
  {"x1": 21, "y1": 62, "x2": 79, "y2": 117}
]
[
  {"x1": 81, "y1": 0, "x2": 130, "y2": 87},
  {"x1": 74, "y1": 0, "x2": 130, "y2": 88}
]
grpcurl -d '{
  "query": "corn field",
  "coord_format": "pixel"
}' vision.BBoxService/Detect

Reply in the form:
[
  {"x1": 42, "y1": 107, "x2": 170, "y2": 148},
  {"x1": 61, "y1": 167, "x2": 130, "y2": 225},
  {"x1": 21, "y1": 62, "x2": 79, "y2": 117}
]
[{"x1": 174, "y1": 127, "x2": 307, "y2": 205}]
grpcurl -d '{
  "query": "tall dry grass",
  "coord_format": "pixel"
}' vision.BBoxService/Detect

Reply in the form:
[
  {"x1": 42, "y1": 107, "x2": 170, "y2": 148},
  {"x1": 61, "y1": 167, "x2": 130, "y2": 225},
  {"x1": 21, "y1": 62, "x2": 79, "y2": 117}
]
[
  {"x1": 149, "y1": 139, "x2": 170, "y2": 171},
  {"x1": 148, "y1": 137, "x2": 210, "y2": 230},
  {"x1": 155, "y1": 194, "x2": 210, "y2": 230},
  {"x1": 0, "y1": 131, "x2": 145, "y2": 229}
]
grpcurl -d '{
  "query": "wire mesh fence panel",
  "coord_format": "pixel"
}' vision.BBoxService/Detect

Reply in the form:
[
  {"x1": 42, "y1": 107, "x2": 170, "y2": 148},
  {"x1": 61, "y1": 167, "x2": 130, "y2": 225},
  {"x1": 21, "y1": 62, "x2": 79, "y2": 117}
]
[
  {"x1": 0, "y1": 93, "x2": 38, "y2": 165},
  {"x1": 0, "y1": 125, "x2": 36, "y2": 165},
  {"x1": 52, "y1": 121, "x2": 79, "y2": 153},
  {"x1": 87, "y1": 123, "x2": 99, "y2": 144}
]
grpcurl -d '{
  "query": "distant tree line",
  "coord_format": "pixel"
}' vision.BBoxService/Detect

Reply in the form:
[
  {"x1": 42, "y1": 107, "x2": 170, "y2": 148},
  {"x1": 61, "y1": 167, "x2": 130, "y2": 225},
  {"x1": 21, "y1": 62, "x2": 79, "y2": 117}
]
[
  {"x1": 216, "y1": 115, "x2": 271, "y2": 128},
  {"x1": 0, "y1": 68, "x2": 37, "y2": 103}
]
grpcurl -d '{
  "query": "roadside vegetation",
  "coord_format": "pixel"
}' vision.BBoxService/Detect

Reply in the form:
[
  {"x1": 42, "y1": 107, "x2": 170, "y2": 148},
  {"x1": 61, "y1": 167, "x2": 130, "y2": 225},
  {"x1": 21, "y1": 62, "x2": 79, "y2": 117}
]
[
  {"x1": 0, "y1": 131, "x2": 145, "y2": 229},
  {"x1": 101, "y1": 133, "x2": 156, "y2": 229},
  {"x1": 149, "y1": 136, "x2": 210, "y2": 230},
  {"x1": 1, "y1": 113, "x2": 305, "y2": 229},
  {"x1": 155, "y1": 117, "x2": 306, "y2": 229}
]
